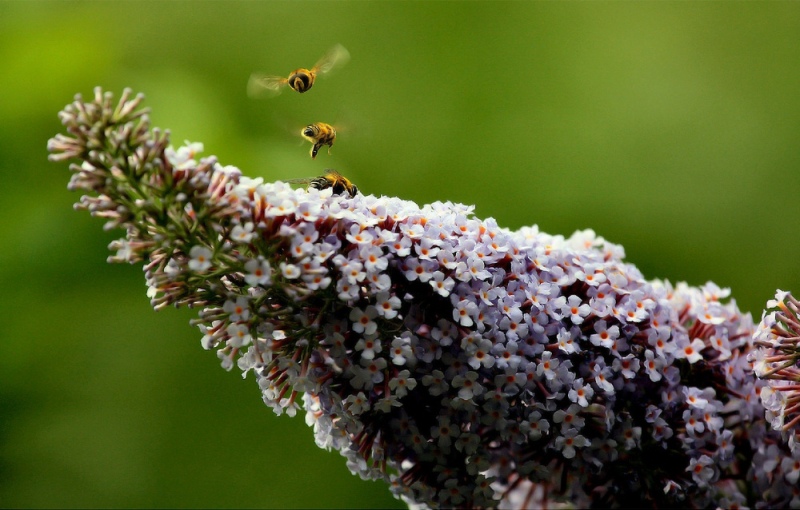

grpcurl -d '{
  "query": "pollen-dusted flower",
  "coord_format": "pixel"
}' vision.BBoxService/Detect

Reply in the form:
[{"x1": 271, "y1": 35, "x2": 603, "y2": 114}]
[{"x1": 49, "y1": 88, "x2": 800, "y2": 509}]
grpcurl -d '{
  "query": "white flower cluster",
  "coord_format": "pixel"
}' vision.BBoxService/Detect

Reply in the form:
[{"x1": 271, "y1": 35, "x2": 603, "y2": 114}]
[
  {"x1": 50, "y1": 89, "x2": 800, "y2": 509},
  {"x1": 181, "y1": 162, "x2": 768, "y2": 507}
]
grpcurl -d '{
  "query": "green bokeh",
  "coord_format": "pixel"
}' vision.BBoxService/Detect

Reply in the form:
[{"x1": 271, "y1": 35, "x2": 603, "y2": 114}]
[{"x1": 2, "y1": 1, "x2": 800, "y2": 508}]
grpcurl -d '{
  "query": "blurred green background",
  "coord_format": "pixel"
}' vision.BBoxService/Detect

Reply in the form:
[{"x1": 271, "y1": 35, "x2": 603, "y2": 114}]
[{"x1": 2, "y1": 1, "x2": 800, "y2": 507}]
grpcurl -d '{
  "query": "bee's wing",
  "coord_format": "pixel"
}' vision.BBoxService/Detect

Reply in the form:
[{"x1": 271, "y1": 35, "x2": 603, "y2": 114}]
[
  {"x1": 329, "y1": 108, "x2": 371, "y2": 140},
  {"x1": 268, "y1": 113, "x2": 307, "y2": 145},
  {"x1": 312, "y1": 44, "x2": 350, "y2": 75},
  {"x1": 247, "y1": 73, "x2": 288, "y2": 98},
  {"x1": 285, "y1": 177, "x2": 314, "y2": 185}
]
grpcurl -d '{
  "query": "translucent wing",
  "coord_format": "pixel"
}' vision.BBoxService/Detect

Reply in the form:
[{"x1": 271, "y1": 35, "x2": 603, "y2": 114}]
[
  {"x1": 285, "y1": 177, "x2": 315, "y2": 185},
  {"x1": 247, "y1": 73, "x2": 288, "y2": 98},
  {"x1": 327, "y1": 109, "x2": 371, "y2": 139},
  {"x1": 312, "y1": 44, "x2": 350, "y2": 75}
]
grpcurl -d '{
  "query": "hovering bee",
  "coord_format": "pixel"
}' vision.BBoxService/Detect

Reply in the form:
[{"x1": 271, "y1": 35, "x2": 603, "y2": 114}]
[
  {"x1": 301, "y1": 122, "x2": 337, "y2": 159},
  {"x1": 288, "y1": 170, "x2": 358, "y2": 197},
  {"x1": 248, "y1": 44, "x2": 350, "y2": 97}
]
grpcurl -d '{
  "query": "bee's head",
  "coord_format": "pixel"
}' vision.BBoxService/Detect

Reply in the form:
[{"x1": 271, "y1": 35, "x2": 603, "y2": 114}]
[
  {"x1": 349, "y1": 185, "x2": 358, "y2": 197},
  {"x1": 302, "y1": 126, "x2": 316, "y2": 137}
]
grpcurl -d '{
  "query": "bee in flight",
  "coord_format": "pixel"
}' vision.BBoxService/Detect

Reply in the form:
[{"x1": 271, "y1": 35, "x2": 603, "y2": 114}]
[
  {"x1": 248, "y1": 44, "x2": 350, "y2": 97},
  {"x1": 301, "y1": 122, "x2": 337, "y2": 159},
  {"x1": 288, "y1": 170, "x2": 358, "y2": 197}
]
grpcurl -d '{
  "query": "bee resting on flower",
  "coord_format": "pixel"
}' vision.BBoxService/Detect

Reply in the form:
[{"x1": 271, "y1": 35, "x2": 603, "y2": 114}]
[{"x1": 49, "y1": 88, "x2": 800, "y2": 509}]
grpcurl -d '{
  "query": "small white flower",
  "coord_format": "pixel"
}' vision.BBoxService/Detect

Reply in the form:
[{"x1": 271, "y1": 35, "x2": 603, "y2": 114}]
[
  {"x1": 350, "y1": 306, "x2": 379, "y2": 335},
  {"x1": 188, "y1": 245, "x2": 213, "y2": 272},
  {"x1": 390, "y1": 336, "x2": 414, "y2": 366},
  {"x1": 226, "y1": 322, "x2": 252, "y2": 348},
  {"x1": 355, "y1": 336, "x2": 382, "y2": 360},
  {"x1": 345, "y1": 224, "x2": 374, "y2": 245},
  {"x1": 223, "y1": 296, "x2": 250, "y2": 321},
  {"x1": 388, "y1": 370, "x2": 417, "y2": 398},
  {"x1": 452, "y1": 371, "x2": 484, "y2": 400},
  {"x1": 165, "y1": 141, "x2": 203, "y2": 169},
  {"x1": 687, "y1": 455, "x2": 716, "y2": 487},
  {"x1": 429, "y1": 271, "x2": 455, "y2": 297},
  {"x1": 230, "y1": 222, "x2": 254, "y2": 243},
  {"x1": 280, "y1": 262, "x2": 301, "y2": 279},
  {"x1": 244, "y1": 257, "x2": 272, "y2": 286},
  {"x1": 375, "y1": 292, "x2": 401, "y2": 319},
  {"x1": 344, "y1": 392, "x2": 370, "y2": 416}
]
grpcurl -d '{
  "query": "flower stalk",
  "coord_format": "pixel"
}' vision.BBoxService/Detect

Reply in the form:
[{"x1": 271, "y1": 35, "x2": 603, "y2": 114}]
[{"x1": 49, "y1": 88, "x2": 800, "y2": 508}]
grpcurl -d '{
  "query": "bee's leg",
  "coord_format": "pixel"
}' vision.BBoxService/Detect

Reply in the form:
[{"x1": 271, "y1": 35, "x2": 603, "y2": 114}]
[{"x1": 311, "y1": 143, "x2": 321, "y2": 159}]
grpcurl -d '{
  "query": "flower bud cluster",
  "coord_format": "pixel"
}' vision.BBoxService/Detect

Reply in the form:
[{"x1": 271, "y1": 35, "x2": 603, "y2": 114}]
[
  {"x1": 49, "y1": 88, "x2": 800, "y2": 508},
  {"x1": 752, "y1": 292, "x2": 800, "y2": 448}
]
